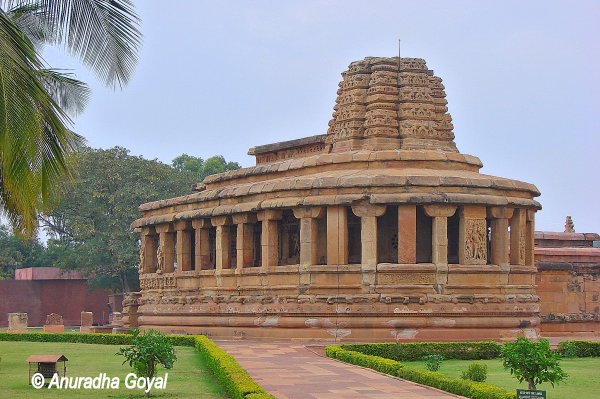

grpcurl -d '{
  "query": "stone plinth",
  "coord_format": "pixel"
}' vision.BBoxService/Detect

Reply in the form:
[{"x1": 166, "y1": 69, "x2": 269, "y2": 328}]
[
  {"x1": 43, "y1": 313, "x2": 64, "y2": 333},
  {"x1": 7, "y1": 312, "x2": 28, "y2": 333},
  {"x1": 80, "y1": 311, "x2": 93, "y2": 333}
]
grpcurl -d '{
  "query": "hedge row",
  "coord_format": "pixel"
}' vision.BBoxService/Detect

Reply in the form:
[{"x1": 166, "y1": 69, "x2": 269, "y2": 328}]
[
  {"x1": 326, "y1": 345, "x2": 515, "y2": 399},
  {"x1": 341, "y1": 341, "x2": 502, "y2": 361},
  {"x1": 194, "y1": 336, "x2": 275, "y2": 399},
  {"x1": 0, "y1": 331, "x2": 196, "y2": 347},
  {"x1": 557, "y1": 340, "x2": 600, "y2": 357}
]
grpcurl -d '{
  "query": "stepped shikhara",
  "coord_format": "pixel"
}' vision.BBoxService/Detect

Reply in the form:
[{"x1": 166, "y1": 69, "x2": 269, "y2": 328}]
[
  {"x1": 326, "y1": 57, "x2": 456, "y2": 152},
  {"x1": 127, "y1": 56, "x2": 542, "y2": 341}
]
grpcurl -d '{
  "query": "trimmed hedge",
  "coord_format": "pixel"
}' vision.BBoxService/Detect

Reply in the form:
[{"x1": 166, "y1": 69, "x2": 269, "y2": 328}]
[
  {"x1": 195, "y1": 336, "x2": 275, "y2": 399},
  {"x1": 557, "y1": 340, "x2": 600, "y2": 357},
  {"x1": 341, "y1": 341, "x2": 502, "y2": 361},
  {"x1": 327, "y1": 345, "x2": 515, "y2": 399},
  {"x1": 0, "y1": 331, "x2": 196, "y2": 347}
]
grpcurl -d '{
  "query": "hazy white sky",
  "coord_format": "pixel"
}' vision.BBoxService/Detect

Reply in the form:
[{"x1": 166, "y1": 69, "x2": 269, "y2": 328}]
[{"x1": 43, "y1": 0, "x2": 599, "y2": 233}]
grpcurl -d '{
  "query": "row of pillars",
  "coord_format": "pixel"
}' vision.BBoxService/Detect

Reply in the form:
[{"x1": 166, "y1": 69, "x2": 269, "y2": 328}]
[{"x1": 139, "y1": 204, "x2": 535, "y2": 274}]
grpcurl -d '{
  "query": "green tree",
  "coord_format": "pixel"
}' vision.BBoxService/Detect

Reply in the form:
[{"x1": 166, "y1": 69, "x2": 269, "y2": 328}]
[
  {"x1": 0, "y1": 0, "x2": 141, "y2": 236},
  {"x1": 501, "y1": 337, "x2": 567, "y2": 390},
  {"x1": 172, "y1": 154, "x2": 241, "y2": 181},
  {"x1": 117, "y1": 329, "x2": 176, "y2": 397},
  {"x1": 40, "y1": 146, "x2": 196, "y2": 292},
  {"x1": 0, "y1": 224, "x2": 56, "y2": 279}
]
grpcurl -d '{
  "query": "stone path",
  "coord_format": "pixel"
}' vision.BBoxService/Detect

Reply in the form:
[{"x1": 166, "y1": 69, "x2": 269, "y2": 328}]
[{"x1": 217, "y1": 341, "x2": 463, "y2": 399}]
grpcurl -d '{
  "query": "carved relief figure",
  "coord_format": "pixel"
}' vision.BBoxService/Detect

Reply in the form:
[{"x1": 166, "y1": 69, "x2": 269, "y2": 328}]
[
  {"x1": 465, "y1": 219, "x2": 487, "y2": 264},
  {"x1": 156, "y1": 245, "x2": 164, "y2": 274},
  {"x1": 138, "y1": 243, "x2": 145, "y2": 272}
]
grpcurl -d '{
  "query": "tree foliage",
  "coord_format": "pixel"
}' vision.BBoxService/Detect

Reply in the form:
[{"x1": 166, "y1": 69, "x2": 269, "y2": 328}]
[
  {"x1": 40, "y1": 146, "x2": 196, "y2": 292},
  {"x1": 501, "y1": 337, "x2": 567, "y2": 390},
  {"x1": 117, "y1": 329, "x2": 176, "y2": 397},
  {"x1": 0, "y1": 0, "x2": 141, "y2": 236},
  {"x1": 0, "y1": 224, "x2": 57, "y2": 279},
  {"x1": 172, "y1": 154, "x2": 241, "y2": 181}
]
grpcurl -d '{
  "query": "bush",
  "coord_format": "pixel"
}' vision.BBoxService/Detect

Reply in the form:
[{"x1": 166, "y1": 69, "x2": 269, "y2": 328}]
[
  {"x1": 557, "y1": 340, "x2": 600, "y2": 358},
  {"x1": 0, "y1": 331, "x2": 196, "y2": 347},
  {"x1": 461, "y1": 362, "x2": 488, "y2": 382},
  {"x1": 341, "y1": 342, "x2": 501, "y2": 361},
  {"x1": 195, "y1": 336, "x2": 275, "y2": 399},
  {"x1": 326, "y1": 345, "x2": 515, "y2": 399},
  {"x1": 423, "y1": 354, "x2": 444, "y2": 371}
]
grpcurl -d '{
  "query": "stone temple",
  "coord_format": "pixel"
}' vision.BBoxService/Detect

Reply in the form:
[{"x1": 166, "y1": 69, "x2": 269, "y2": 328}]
[{"x1": 131, "y1": 56, "x2": 543, "y2": 341}]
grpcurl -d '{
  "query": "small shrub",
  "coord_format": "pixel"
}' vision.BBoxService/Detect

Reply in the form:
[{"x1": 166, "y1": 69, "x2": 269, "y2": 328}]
[
  {"x1": 423, "y1": 354, "x2": 444, "y2": 371},
  {"x1": 461, "y1": 362, "x2": 488, "y2": 382},
  {"x1": 502, "y1": 337, "x2": 567, "y2": 390}
]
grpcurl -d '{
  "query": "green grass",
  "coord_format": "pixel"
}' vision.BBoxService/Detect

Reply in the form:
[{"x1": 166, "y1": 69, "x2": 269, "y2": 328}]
[
  {"x1": 403, "y1": 358, "x2": 600, "y2": 399},
  {"x1": 0, "y1": 341, "x2": 226, "y2": 398}
]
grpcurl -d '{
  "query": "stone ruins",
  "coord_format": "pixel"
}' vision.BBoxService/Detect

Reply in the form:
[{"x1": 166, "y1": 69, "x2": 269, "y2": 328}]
[
  {"x1": 131, "y1": 56, "x2": 543, "y2": 341},
  {"x1": 43, "y1": 313, "x2": 64, "y2": 333},
  {"x1": 7, "y1": 312, "x2": 27, "y2": 333},
  {"x1": 80, "y1": 311, "x2": 93, "y2": 333}
]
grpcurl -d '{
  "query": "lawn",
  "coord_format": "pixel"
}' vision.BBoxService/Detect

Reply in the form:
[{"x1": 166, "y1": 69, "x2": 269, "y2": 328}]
[
  {"x1": 403, "y1": 358, "x2": 600, "y2": 399},
  {"x1": 0, "y1": 341, "x2": 226, "y2": 398}
]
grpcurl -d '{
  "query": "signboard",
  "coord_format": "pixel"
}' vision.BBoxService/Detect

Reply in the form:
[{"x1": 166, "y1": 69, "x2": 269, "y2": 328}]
[{"x1": 517, "y1": 389, "x2": 546, "y2": 399}]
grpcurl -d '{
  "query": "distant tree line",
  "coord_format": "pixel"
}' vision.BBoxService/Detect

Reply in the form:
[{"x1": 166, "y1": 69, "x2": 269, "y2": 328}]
[{"x1": 0, "y1": 146, "x2": 241, "y2": 292}]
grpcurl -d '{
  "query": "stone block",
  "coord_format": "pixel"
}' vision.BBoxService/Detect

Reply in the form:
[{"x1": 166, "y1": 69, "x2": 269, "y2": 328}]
[
  {"x1": 80, "y1": 311, "x2": 93, "y2": 333},
  {"x1": 43, "y1": 324, "x2": 65, "y2": 333},
  {"x1": 7, "y1": 312, "x2": 27, "y2": 333}
]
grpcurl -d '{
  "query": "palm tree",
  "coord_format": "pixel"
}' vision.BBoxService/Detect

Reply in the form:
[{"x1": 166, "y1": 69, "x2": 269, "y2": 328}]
[{"x1": 0, "y1": 0, "x2": 141, "y2": 236}]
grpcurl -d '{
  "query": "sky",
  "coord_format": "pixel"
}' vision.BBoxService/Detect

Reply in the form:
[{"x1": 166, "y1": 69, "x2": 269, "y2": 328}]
[{"x1": 42, "y1": 0, "x2": 600, "y2": 233}]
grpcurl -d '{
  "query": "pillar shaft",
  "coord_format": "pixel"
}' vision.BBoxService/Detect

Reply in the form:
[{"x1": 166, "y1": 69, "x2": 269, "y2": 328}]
[
  {"x1": 236, "y1": 223, "x2": 255, "y2": 268},
  {"x1": 193, "y1": 219, "x2": 212, "y2": 270},
  {"x1": 327, "y1": 206, "x2": 348, "y2": 265},
  {"x1": 299, "y1": 218, "x2": 319, "y2": 266},
  {"x1": 258, "y1": 210, "x2": 282, "y2": 267},
  {"x1": 488, "y1": 207, "x2": 514, "y2": 267},
  {"x1": 141, "y1": 232, "x2": 157, "y2": 273},
  {"x1": 424, "y1": 205, "x2": 457, "y2": 266},
  {"x1": 158, "y1": 232, "x2": 175, "y2": 273},
  {"x1": 526, "y1": 210, "x2": 536, "y2": 266},
  {"x1": 510, "y1": 208, "x2": 526, "y2": 265},
  {"x1": 398, "y1": 205, "x2": 417, "y2": 264},
  {"x1": 176, "y1": 229, "x2": 192, "y2": 271}
]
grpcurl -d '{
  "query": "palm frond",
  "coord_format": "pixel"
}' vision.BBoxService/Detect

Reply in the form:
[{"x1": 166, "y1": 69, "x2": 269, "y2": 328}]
[
  {"x1": 40, "y1": 0, "x2": 142, "y2": 88},
  {"x1": 0, "y1": 10, "x2": 83, "y2": 236},
  {"x1": 38, "y1": 68, "x2": 90, "y2": 116}
]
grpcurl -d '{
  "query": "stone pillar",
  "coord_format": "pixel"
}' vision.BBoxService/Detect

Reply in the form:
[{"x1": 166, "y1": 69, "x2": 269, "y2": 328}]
[
  {"x1": 424, "y1": 205, "x2": 457, "y2": 266},
  {"x1": 352, "y1": 203, "x2": 386, "y2": 289},
  {"x1": 398, "y1": 205, "x2": 417, "y2": 264},
  {"x1": 192, "y1": 219, "x2": 211, "y2": 270},
  {"x1": 212, "y1": 216, "x2": 232, "y2": 270},
  {"x1": 140, "y1": 227, "x2": 158, "y2": 273},
  {"x1": 155, "y1": 224, "x2": 175, "y2": 273},
  {"x1": 327, "y1": 206, "x2": 348, "y2": 265},
  {"x1": 510, "y1": 208, "x2": 526, "y2": 265},
  {"x1": 80, "y1": 312, "x2": 93, "y2": 333},
  {"x1": 458, "y1": 206, "x2": 487, "y2": 265},
  {"x1": 258, "y1": 210, "x2": 282, "y2": 267},
  {"x1": 233, "y1": 213, "x2": 257, "y2": 268},
  {"x1": 488, "y1": 207, "x2": 514, "y2": 267},
  {"x1": 174, "y1": 221, "x2": 193, "y2": 271},
  {"x1": 293, "y1": 207, "x2": 325, "y2": 287},
  {"x1": 526, "y1": 210, "x2": 536, "y2": 266}
]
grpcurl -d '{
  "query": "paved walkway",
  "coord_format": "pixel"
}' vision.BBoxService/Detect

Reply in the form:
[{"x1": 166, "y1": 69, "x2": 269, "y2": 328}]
[{"x1": 217, "y1": 341, "x2": 462, "y2": 399}]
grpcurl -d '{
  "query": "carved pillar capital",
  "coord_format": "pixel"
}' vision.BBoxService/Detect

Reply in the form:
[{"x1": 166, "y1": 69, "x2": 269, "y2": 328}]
[
  {"x1": 155, "y1": 223, "x2": 174, "y2": 234},
  {"x1": 140, "y1": 226, "x2": 156, "y2": 236},
  {"x1": 192, "y1": 218, "x2": 212, "y2": 229},
  {"x1": 293, "y1": 206, "x2": 325, "y2": 219},
  {"x1": 424, "y1": 204, "x2": 457, "y2": 218},
  {"x1": 173, "y1": 220, "x2": 192, "y2": 231},
  {"x1": 211, "y1": 215, "x2": 232, "y2": 227},
  {"x1": 488, "y1": 207, "x2": 514, "y2": 220},
  {"x1": 257, "y1": 209, "x2": 283, "y2": 222},
  {"x1": 351, "y1": 203, "x2": 386, "y2": 218},
  {"x1": 232, "y1": 213, "x2": 258, "y2": 225}
]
